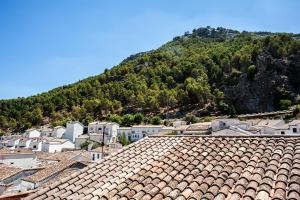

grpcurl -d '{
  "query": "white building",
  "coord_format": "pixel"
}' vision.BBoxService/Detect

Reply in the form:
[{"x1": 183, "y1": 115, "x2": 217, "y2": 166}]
[
  {"x1": 18, "y1": 139, "x2": 31, "y2": 148},
  {"x1": 88, "y1": 122, "x2": 119, "y2": 144},
  {"x1": 42, "y1": 139, "x2": 75, "y2": 153},
  {"x1": 40, "y1": 128, "x2": 53, "y2": 137},
  {"x1": 130, "y1": 125, "x2": 164, "y2": 141},
  {"x1": 7, "y1": 137, "x2": 21, "y2": 148},
  {"x1": 0, "y1": 151, "x2": 37, "y2": 169},
  {"x1": 29, "y1": 139, "x2": 43, "y2": 151},
  {"x1": 25, "y1": 129, "x2": 41, "y2": 138},
  {"x1": 288, "y1": 120, "x2": 300, "y2": 134},
  {"x1": 117, "y1": 127, "x2": 131, "y2": 139},
  {"x1": 211, "y1": 119, "x2": 240, "y2": 132},
  {"x1": 52, "y1": 126, "x2": 66, "y2": 138},
  {"x1": 63, "y1": 122, "x2": 84, "y2": 142}
]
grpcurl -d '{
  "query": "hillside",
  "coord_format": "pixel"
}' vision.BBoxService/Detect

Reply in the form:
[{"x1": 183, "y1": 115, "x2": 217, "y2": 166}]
[{"x1": 1, "y1": 27, "x2": 300, "y2": 132}]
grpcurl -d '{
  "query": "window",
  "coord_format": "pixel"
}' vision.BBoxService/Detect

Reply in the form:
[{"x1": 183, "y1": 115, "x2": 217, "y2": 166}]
[
  {"x1": 97, "y1": 154, "x2": 100, "y2": 159},
  {"x1": 293, "y1": 128, "x2": 297, "y2": 133},
  {"x1": 33, "y1": 145, "x2": 37, "y2": 149},
  {"x1": 281, "y1": 131, "x2": 285, "y2": 135},
  {"x1": 92, "y1": 154, "x2": 95, "y2": 161}
]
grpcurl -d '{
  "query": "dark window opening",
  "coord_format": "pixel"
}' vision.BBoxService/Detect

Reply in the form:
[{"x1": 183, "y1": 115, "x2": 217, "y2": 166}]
[
  {"x1": 281, "y1": 131, "x2": 285, "y2": 135},
  {"x1": 293, "y1": 128, "x2": 297, "y2": 133}
]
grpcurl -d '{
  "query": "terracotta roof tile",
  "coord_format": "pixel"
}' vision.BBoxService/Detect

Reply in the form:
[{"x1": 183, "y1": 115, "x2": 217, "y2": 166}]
[{"x1": 25, "y1": 135, "x2": 300, "y2": 200}]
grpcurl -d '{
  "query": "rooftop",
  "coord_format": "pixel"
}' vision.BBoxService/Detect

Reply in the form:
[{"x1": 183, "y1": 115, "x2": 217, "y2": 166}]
[
  {"x1": 22, "y1": 160, "x2": 82, "y2": 184},
  {"x1": 26, "y1": 135, "x2": 300, "y2": 200},
  {"x1": 0, "y1": 164, "x2": 23, "y2": 181}
]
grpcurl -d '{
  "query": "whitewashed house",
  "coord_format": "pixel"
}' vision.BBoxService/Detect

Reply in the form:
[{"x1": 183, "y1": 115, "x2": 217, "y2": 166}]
[
  {"x1": 88, "y1": 122, "x2": 119, "y2": 144},
  {"x1": 52, "y1": 126, "x2": 66, "y2": 138},
  {"x1": 254, "y1": 119, "x2": 285, "y2": 134},
  {"x1": 40, "y1": 128, "x2": 53, "y2": 137},
  {"x1": 7, "y1": 138, "x2": 20, "y2": 148},
  {"x1": 288, "y1": 120, "x2": 300, "y2": 134},
  {"x1": 42, "y1": 139, "x2": 75, "y2": 153},
  {"x1": 117, "y1": 127, "x2": 131, "y2": 139},
  {"x1": 25, "y1": 129, "x2": 41, "y2": 138},
  {"x1": 18, "y1": 138, "x2": 31, "y2": 148},
  {"x1": 29, "y1": 139, "x2": 43, "y2": 151},
  {"x1": 211, "y1": 119, "x2": 240, "y2": 132},
  {"x1": 0, "y1": 151, "x2": 37, "y2": 168},
  {"x1": 130, "y1": 125, "x2": 164, "y2": 142},
  {"x1": 63, "y1": 122, "x2": 84, "y2": 142}
]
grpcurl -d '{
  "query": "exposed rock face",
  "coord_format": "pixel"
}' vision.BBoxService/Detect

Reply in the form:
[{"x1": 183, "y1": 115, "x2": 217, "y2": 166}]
[{"x1": 224, "y1": 54, "x2": 300, "y2": 113}]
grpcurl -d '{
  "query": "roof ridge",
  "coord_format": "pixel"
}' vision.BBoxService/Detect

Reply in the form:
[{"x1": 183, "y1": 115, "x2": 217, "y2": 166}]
[{"x1": 149, "y1": 135, "x2": 300, "y2": 138}]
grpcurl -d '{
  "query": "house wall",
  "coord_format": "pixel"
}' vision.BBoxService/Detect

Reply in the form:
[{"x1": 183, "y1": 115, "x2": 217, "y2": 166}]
[
  {"x1": 0, "y1": 154, "x2": 37, "y2": 168},
  {"x1": 289, "y1": 124, "x2": 300, "y2": 134},
  {"x1": 61, "y1": 141, "x2": 75, "y2": 150},
  {"x1": 27, "y1": 130, "x2": 41, "y2": 138},
  {"x1": 18, "y1": 140, "x2": 31, "y2": 148},
  {"x1": 64, "y1": 123, "x2": 84, "y2": 142},
  {"x1": 29, "y1": 141, "x2": 42, "y2": 151},
  {"x1": 53, "y1": 127, "x2": 66, "y2": 138},
  {"x1": 90, "y1": 152, "x2": 102, "y2": 162},
  {"x1": 88, "y1": 123, "x2": 119, "y2": 143},
  {"x1": 7, "y1": 139, "x2": 20, "y2": 148},
  {"x1": 274, "y1": 129, "x2": 292, "y2": 135},
  {"x1": 130, "y1": 127, "x2": 162, "y2": 141},
  {"x1": 20, "y1": 180, "x2": 35, "y2": 191}
]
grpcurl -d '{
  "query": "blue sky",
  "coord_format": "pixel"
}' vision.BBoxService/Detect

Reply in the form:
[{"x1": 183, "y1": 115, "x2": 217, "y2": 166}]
[{"x1": 0, "y1": 0, "x2": 299, "y2": 99}]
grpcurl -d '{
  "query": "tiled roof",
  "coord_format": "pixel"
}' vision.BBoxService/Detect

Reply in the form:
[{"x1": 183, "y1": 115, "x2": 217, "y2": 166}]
[
  {"x1": 0, "y1": 164, "x2": 23, "y2": 181},
  {"x1": 22, "y1": 160, "x2": 84, "y2": 184},
  {"x1": 26, "y1": 135, "x2": 300, "y2": 200}
]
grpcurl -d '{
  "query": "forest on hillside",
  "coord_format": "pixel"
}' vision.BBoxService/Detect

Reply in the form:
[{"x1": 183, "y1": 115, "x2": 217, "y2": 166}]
[{"x1": 1, "y1": 27, "x2": 300, "y2": 132}]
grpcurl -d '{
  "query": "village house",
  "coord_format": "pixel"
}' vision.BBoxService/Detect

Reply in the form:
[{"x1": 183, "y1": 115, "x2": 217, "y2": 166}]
[
  {"x1": 211, "y1": 118, "x2": 240, "y2": 132},
  {"x1": 41, "y1": 139, "x2": 75, "y2": 153},
  {"x1": 39, "y1": 128, "x2": 53, "y2": 137},
  {"x1": 52, "y1": 126, "x2": 66, "y2": 138},
  {"x1": 88, "y1": 122, "x2": 119, "y2": 144},
  {"x1": 0, "y1": 149, "x2": 37, "y2": 168},
  {"x1": 288, "y1": 119, "x2": 300, "y2": 134},
  {"x1": 18, "y1": 138, "x2": 31, "y2": 148},
  {"x1": 0, "y1": 140, "x2": 8, "y2": 149},
  {"x1": 0, "y1": 164, "x2": 39, "y2": 196},
  {"x1": 7, "y1": 136, "x2": 21, "y2": 148},
  {"x1": 117, "y1": 127, "x2": 131, "y2": 139},
  {"x1": 24, "y1": 129, "x2": 41, "y2": 138},
  {"x1": 63, "y1": 121, "x2": 84, "y2": 142},
  {"x1": 248, "y1": 119, "x2": 285, "y2": 135},
  {"x1": 130, "y1": 125, "x2": 164, "y2": 141},
  {"x1": 28, "y1": 139, "x2": 43, "y2": 152},
  {"x1": 20, "y1": 160, "x2": 87, "y2": 191}
]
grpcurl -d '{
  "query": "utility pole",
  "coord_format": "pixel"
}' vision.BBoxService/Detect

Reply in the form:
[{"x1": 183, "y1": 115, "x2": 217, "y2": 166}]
[{"x1": 102, "y1": 124, "x2": 106, "y2": 159}]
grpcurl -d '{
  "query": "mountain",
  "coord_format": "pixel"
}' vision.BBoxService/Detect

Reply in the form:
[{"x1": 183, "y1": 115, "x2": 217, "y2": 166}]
[{"x1": 1, "y1": 27, "x2": 300, "y2": 132}]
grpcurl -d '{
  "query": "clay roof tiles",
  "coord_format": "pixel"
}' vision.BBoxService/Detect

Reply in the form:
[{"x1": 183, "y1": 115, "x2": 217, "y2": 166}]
[{"x1": 25, "y1": 135, "x2": 300, "y2": 200}]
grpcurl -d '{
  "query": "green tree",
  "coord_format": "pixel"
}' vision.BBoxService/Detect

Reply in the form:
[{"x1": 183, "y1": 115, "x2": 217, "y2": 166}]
[
  {"x1": 151, "y1": 116, "x2": 161, "y2": 125},
  {"x1": 279, "y1": 99, "x2": 292, "y2": 110},
  {"x1": 133, "y1": 113, "x2": 144, "y2": 124}
]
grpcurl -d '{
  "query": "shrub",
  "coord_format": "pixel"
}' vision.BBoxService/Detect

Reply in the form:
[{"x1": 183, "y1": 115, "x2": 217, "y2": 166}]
[
  {"x1": 247, "y1": 65, "x2": 257, "y2": 80},
  {"x1": 279, "y1": 99, "x2": 292, "y2": 110}
]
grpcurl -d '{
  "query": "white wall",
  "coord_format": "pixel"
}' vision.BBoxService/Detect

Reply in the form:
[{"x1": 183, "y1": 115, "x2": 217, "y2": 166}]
[
  {"x1": 20, "y1": 180, "x2": 35, "y2": 191},
  {"x1": 64, "y1": 122, "x2": 84, "y2": 142},
  {"x1": 0, "y1": 154, "x2": 37, "y2": 168},
  {"x1": 53, "y1": 127, "x2": 66, "y2": 138},
  {"x1": 29, "y1": 141, "x2": 42, "y2": 151},
  {"x1": 27, "y1": 130, "x2": 41, "y2": 138}
]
